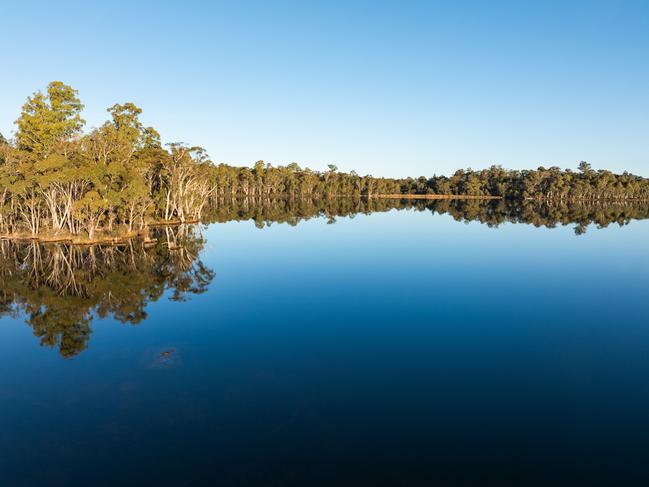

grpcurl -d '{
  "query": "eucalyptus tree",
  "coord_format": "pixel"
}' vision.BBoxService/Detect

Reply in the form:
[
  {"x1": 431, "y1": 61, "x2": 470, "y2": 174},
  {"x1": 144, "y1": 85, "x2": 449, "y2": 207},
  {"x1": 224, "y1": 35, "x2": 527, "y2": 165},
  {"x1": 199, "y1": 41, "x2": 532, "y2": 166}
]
[
  {"x1": 15, "y1": 81, "x2": 84, "y2": 158},
  {"x1": 159, "y1": 143, "x2": 214, "y2": 222}
]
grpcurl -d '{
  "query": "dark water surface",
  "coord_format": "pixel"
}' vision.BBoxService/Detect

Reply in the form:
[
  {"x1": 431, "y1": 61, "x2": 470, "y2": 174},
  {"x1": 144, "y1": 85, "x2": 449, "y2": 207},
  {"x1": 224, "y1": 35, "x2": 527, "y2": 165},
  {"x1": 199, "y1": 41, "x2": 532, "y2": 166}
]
[{"x1": 1, "y1": 201, "x2": 649, "y2": 486}]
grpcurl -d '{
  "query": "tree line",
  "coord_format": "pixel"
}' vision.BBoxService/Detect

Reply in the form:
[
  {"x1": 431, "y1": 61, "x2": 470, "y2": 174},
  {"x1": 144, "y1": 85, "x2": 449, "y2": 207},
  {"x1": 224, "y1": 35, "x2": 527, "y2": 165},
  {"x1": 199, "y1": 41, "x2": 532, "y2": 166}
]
[
  {"x1": 1, "y1": 81, "x2": 648, "y2": 241},
  {"x1": 400, "y1": 163, "x2": 649, "y2": 201}
]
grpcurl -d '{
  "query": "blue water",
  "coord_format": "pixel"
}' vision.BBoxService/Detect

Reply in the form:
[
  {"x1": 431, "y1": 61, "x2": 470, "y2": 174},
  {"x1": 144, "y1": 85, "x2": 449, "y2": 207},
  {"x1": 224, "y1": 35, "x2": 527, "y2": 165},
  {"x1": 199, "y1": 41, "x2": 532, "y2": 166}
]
[{"x1": 2, "y1": 209, "x2": 649, "y2": 486}]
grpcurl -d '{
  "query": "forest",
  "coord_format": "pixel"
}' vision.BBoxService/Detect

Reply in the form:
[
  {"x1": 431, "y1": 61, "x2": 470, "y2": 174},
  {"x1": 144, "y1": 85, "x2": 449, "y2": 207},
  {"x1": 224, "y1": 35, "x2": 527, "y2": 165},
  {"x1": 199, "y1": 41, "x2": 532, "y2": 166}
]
[{"x1": 1, "y1": 81, "x2": 649, "y2": 242}]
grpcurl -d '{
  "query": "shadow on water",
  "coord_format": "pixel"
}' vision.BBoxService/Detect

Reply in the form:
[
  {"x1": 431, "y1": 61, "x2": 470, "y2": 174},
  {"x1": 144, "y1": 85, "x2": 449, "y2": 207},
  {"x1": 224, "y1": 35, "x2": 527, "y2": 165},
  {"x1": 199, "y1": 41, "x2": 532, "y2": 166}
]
[{"x1": 2, "y1": 197, "x2": 647, "y2": 357}]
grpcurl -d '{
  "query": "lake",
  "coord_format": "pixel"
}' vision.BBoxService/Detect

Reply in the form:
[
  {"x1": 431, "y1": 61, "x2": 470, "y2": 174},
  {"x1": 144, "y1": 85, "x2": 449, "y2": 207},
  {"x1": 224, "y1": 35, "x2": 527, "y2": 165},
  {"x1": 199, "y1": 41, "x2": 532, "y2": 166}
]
[{"x1": 1, "y1": 199, "x2": 649, "y2": 486}]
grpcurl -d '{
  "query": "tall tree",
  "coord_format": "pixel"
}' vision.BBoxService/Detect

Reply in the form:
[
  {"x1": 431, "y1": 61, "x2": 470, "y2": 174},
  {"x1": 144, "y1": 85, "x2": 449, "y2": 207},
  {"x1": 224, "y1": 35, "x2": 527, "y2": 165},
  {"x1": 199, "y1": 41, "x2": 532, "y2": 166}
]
[{"x1": 15, "y1": 81, "x2": 85, "y2": 158}]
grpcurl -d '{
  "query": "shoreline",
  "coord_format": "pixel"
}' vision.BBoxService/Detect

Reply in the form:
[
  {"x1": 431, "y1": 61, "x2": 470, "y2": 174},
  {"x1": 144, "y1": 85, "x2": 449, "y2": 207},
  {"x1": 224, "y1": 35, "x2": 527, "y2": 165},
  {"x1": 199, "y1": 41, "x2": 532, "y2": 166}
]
[
  {"x1": 0, "y1": 231, "x2": 158, "y2": 246},
  {"x1": 0, "y1": 218, "x2": 205, "y2": 245}
]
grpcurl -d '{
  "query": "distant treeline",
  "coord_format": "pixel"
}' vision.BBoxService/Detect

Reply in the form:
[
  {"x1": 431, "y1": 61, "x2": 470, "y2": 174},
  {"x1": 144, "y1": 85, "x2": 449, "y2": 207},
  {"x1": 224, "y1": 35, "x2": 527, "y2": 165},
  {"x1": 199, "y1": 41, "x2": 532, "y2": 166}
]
[
  {"x1": 400, "y1": 164, "x2": 649, "y2": 201},
  {"x1": 1, "y1": 81, "x2": 648, "y2": 240}
]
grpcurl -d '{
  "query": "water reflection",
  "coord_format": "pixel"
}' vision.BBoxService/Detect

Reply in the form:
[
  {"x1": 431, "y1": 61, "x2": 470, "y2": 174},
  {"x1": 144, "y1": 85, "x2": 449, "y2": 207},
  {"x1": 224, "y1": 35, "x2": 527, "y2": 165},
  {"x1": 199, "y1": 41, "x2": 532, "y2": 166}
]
[
  {"x1": 0, "y1": 225, "x2": 214, "y2": 358},
  {"x1": 2, "y1": 198, "x2": 647, "y2": 357},
  {"x1": 204, "y1": 197, "x2": 649, "y2": 235}
]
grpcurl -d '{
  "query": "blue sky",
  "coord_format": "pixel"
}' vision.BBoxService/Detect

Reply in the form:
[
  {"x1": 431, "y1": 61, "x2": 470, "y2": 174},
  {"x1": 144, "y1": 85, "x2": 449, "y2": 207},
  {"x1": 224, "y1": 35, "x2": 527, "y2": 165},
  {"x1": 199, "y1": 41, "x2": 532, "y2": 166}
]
[{"x1": 1, "y1": 0, "x2": 647, "y2": 177}]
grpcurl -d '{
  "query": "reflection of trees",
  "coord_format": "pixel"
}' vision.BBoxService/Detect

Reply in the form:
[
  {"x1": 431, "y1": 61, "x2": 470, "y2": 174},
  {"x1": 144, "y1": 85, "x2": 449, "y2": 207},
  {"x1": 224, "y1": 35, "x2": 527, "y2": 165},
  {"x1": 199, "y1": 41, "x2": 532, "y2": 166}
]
[
  {"x1": 203, "y1": 197, "x2": 649, "y2": 235},
  {"x1": 424, "y1": 199, "x2": 649, "y2": 234},
  {"x1": 0, "y1": 225, "x2": 214, "y2": 358},
  {"x1": 204, "y1": 196, "x2": 382, "y2": 228},
  {"x1": 2, "y1": 198, "x2": 645, "y2": 357}
]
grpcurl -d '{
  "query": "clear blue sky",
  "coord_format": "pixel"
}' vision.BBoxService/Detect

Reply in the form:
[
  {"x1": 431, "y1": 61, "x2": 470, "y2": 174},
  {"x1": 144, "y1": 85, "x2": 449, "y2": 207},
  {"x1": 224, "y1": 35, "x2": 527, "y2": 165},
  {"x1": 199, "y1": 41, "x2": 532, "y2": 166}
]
[{"x1": 1, "y1": 0, "x2": 647, "y2": 177}]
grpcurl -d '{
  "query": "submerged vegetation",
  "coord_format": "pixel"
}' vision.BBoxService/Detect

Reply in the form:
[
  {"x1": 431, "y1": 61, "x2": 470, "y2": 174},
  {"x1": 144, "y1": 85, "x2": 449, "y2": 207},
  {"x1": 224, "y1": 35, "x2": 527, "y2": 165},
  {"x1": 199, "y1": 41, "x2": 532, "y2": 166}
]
[{"x1": 1, "y1": 82, "x2": 649, "y2": 242}]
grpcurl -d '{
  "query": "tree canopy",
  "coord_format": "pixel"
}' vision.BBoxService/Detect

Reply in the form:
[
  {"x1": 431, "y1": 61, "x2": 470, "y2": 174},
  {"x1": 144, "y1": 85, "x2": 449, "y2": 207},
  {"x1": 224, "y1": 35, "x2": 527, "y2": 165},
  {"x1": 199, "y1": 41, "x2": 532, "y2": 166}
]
[{"x1": 1, "y1": 82, "x2": 648, "y2": 242}]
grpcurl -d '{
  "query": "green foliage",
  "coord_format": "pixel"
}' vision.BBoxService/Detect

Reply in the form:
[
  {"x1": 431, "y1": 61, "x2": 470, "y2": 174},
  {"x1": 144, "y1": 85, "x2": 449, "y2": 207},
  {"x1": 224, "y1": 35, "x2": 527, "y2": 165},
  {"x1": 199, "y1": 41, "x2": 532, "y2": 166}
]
[
  {"x1": 1, "y1": 82, "x2": 649, "y2": 241},
  {"x1": 415, "y1": 164, "x2": 649, "y2": 201},
  {"x1": 15, "y1": 81, "x2": 84, "y2": 157}
]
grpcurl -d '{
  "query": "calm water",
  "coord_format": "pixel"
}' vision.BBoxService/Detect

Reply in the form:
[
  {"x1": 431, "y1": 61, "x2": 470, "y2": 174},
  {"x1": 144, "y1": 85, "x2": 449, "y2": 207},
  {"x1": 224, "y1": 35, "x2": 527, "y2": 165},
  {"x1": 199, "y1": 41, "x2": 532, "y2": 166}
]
[{"x1": 1, "y1": 202, "x2": 649, "y2": 486}]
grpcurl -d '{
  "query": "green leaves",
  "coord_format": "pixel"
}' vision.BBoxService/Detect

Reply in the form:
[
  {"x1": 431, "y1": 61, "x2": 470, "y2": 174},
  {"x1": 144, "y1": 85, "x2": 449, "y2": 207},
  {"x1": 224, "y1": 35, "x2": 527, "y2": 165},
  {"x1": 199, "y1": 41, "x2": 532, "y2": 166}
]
[
  {"x1": 15, "y1": 81, "x2": 85, "y2": 158},
  {"x1": 3, "y1": 80, "x2": 649, "y2": 242},
  {"x1": 74, "y1": 190, "x2": 106, "y2": 212}
]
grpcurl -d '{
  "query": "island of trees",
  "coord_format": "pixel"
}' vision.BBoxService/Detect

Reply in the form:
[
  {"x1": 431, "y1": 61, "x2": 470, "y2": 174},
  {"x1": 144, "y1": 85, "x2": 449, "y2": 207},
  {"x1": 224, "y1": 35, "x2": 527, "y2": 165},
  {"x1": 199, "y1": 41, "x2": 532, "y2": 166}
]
[{"x1": 1, "y1": 81, "x2": 649, "y2": 243}]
